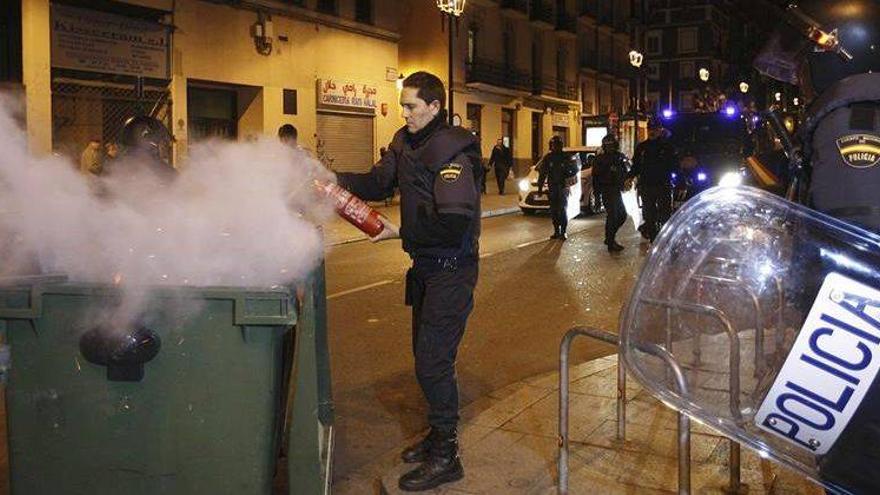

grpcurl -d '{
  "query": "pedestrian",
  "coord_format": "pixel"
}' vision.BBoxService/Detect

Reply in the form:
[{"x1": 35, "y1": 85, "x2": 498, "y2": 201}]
[
  {"x1": 488, "y1": 138, "x2": 512, "y2": 194},
  {"x1": 278, "y1": 124, "x2": 299, "y2": 148},
  {"x1": 537, "y1": 136, "x2": 579, "y2": 240},
  {"x1": 79, "y1": 138, "x2": 103, "y2": 176},
  {"x1": 592, "y1": 134, "x2": 630, "y2": 252},
  {"x1": 335, "y1": 71, "x2": 482, "y2": 492},
  {"x1": 629, "y1": 118, "x2": 679, "y2": 242}
]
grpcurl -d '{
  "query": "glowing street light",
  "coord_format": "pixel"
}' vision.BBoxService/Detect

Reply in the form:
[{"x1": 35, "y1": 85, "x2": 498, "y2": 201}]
[
  {"x1": 699, "y1": 68, "x2": 710, "y2": 82},
  {"x1": 629, "y1": 50, "x2": 644, "y2": 68},
  {"x1": 436, "y1": 0, "x2": 466, "y2": 16},
  {"x1": 793, "y1": 97, "x2": 800, "y2": 106},
  {"x1": 774, "y1": 92, "x2": 782, "y2": 101},
  {"x1": 739, "y1": 81, "x2": 750, "y2": 93}
]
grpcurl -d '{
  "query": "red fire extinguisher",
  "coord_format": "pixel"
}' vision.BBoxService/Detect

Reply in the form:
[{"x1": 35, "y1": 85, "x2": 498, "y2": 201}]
[{"x1": 315, "y1": 181, "x2": 399, "y2": 241}]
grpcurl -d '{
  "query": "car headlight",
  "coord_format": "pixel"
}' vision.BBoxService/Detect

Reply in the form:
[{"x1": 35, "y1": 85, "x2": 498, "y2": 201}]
[
  {"x1": 719, "y1": 171, "x2": 743, "y2": 187},
  {"x1": 518, "y1": 179, "x2": 530, "y2": 193}
]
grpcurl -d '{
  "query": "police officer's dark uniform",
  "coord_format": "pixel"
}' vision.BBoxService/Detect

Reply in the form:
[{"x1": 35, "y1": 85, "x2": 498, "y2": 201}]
[
  {"x1": 630, "y1": 120, "x2": 679, "y2": 242},
  {"x1": 337, "y1": 107, "x2": 482, "y2": 492},
  {"x1": 592, "y1": 134, "x2": 630, "y2": 252},
  {"x1": 753, "y1": 1, "x2": 880, "y2": 492},
  {"x1": 537, "y1": 136, "x2": 579, "y2": 240}
]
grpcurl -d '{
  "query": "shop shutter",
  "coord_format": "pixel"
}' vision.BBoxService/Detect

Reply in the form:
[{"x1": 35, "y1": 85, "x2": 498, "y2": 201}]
[{"x1": 316, "y1": 112, "x2": 374, "y2": 173}]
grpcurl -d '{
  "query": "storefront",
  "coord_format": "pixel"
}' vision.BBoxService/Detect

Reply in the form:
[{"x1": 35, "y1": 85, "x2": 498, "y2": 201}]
[{"x1": 315, "y1": 78, "x2": 377, "y2": 173}]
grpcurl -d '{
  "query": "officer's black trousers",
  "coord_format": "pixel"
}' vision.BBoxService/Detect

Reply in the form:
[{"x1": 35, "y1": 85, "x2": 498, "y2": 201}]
[
  {"x1": 639, "y1": 184, "x2": 672, "y2": 241},
  {"x1": 406, "y1": 258, "x2": 479, "y2": 429},
  {"x1": 494, "y1": 165, "x2": 510, "y2": 194},
  {"x1": 549, "y1": 187, "x2": 569, "y2": 234},
  {"x1": 601, "y1": 187, "x2": 627, "y2": 243}
]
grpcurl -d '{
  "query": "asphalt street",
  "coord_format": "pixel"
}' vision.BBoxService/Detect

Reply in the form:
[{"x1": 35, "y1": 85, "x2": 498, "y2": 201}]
[{"x1": 325, "y1": 210, "x2": 650, "y2": 484}]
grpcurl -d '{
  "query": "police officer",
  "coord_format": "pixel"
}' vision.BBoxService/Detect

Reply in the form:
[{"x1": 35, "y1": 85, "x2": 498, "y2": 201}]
[
  {"x1": 537, "y1": 136, "x2": 579, "y2": 240},
  {"x1": 629, "y1": 118, "x2": 679, "y2": 242},
  {"x1": 118, "y1": 115, "x2": 176, "y2": 183},
  {"x1": 592, "y1": 134, "x2": 630, "y2": 252},
  {"x1": 335, "y1": 71, "x2": 482, "y2": 492},
  {"x1": 753, "y1": 1, "x2": 880, "y2": 492}
]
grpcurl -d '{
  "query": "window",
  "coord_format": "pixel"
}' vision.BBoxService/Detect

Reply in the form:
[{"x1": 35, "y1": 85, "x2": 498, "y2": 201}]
[
  {"x1": 467, "y1": 27, "x2": 477, "y2": 65},
  {"x1": 466, "y1": 104, "x2": 481, "y2": 137},
  {"x1": 679, "y1": 90, "x2": 698, "y2": 111},
  {"x1": 646, "y1": 62, "x2": 660, "y2": 81},
  {"x1": 556, "y1": 48, "x2": 566, "y2": 83},
  {"x1": 678, "y1": 27, "x2": 698, "y2": 54},
  {"x1": 355, "y1": 0, "x2": 373, "y2": 24},
  {"x1": 316, "y1": 0, "x2": 337, "y2": 15},
  {"x1": 678, "y1": 61, "x2": 694, "y2": 79},
  {"x1": 283, "y1": 89, "x2": 298, "y2": 115},
  {"x1": 646, "y1": 30, "x2": 662, "y2": 55},
  {"x1": 0, "y1": 0, "x2": 22, "y2": 82},
  {"x1": 503, "y1": 30, "x2": 515, "y2": 69}
]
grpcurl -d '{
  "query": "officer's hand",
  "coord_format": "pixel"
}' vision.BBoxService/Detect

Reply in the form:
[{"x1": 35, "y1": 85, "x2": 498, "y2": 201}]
[{"x1": 369, "y1": 216, "x2": 400, "y2": 243}]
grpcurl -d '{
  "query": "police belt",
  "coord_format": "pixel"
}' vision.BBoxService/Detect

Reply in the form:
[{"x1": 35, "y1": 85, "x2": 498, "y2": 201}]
[{"x1": 410, "y1": 253, "x2": 477, "y2": 271}]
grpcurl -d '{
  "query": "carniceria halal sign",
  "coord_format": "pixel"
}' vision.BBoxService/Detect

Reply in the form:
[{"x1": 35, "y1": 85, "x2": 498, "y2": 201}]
[
  {"x1": 50, "y1": 4, "x2": 172, "y2": 79},
  {"x1": 317, "y1": 79, "x2": 378, "y2": 114}
]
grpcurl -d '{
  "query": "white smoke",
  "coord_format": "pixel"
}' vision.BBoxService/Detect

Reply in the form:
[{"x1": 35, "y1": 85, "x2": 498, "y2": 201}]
[{"x1": 0, "y1": 94, "x2": 333, "y2": 293}]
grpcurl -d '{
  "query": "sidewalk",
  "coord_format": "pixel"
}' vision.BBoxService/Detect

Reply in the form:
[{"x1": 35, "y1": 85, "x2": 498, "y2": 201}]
[
  {"x1": 332, "y1": 354, "x2": 823, "y2": 495},
  {"x1": 323, "y1": 177, "x2": 521, "y2": 246}
]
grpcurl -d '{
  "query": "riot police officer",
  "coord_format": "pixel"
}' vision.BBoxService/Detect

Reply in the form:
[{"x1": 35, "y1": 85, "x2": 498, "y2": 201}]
[
  {"x1": 753, "y1": 1, "x2": 880, "y2": 491},
  {"x1": 629, "y1": 118, "x2": 678, "y2": 242},
  {"x1": 537, "y1": 136, "x2": 579, "y2": 240},
  {"x1": 335, "y1": 71, "x2": 482, "y2": 492},
  {"x1": 592, "y1": 134, "x2": 630, "y2": 252}
]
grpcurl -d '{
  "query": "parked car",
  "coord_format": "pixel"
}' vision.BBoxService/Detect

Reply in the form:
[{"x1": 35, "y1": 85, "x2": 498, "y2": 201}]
[{"x1": 517, "y1": 146, "x2": 601, "y2": 217}]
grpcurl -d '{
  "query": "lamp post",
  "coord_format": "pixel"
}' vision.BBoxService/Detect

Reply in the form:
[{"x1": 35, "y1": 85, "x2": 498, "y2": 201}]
[
  {"x1": 437, "y1": 0, "x2": 467, "y2": 125},
  {"x1": 629, "y1": 50, "x2": 644, "y2": 149}
]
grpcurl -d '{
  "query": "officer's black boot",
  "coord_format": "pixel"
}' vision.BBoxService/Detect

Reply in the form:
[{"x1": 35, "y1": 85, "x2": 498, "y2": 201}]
[
  {"x1": 398, "y1": 428, "x2": 464, "y2": 491},
  {"x1": 550, "y1": 225, "x2": 560, "y2": 239},
  {"x1": 400, "y1": 428, "x2": 436, "y2": 464}
]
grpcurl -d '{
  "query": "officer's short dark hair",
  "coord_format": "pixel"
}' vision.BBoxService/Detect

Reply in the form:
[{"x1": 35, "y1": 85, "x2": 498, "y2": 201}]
[
  {"x1": 403, "y1": 71, "x2": 446, "y2": 109},
  {"x1": 278, "y1": 124, "x2": 298, "y2": 140}
]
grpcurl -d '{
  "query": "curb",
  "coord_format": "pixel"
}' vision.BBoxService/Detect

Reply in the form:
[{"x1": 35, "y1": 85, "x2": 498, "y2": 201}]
[{"x1": 326, "y1": 206, "x2": 521, "y2": 247}]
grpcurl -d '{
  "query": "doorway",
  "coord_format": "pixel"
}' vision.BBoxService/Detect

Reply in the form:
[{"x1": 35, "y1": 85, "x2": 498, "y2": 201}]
[{"x1": 531, "y1": 112, "x2": 543, "y2": 163}]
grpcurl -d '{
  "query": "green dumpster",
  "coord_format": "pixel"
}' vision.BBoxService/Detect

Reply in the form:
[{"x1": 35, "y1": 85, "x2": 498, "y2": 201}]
[{"x1": 0, "y1": 269, "x2": 333, "y2": 495}]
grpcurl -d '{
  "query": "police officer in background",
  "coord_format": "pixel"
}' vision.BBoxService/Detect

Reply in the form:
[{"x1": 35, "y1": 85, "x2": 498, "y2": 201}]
[
  {"x1": 537, "y1": 136, "x2": 579, "y2": 240},
  {"x1": 335, "y1": 71, "x2": 482, "y2": 492},
  {"x1": 753, "y1": 1, "x2": 880, "y2": 491},
  {"x1": 592, "y1": 134, "x2": 630, "y2": 252},
  {"x1": 629, "y1": 118, "x2": 679, "y2": 242}
]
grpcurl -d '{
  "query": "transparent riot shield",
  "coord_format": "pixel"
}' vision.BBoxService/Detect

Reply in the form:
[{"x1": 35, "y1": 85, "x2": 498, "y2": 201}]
[{"x1": 621, "y1": 186, "x2": 880, "y2": 494}]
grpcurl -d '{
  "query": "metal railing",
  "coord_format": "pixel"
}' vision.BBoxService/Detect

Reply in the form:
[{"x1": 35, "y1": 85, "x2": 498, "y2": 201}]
[
  {"x1": 558, "y1": 326, "x2": 692, "y2": 495},
  {"x1": 531, "y1": 77, "x2": 578, "y2": 101},
  {"x1": 465, "y1": 59, "x2": 532, "y2": 92},
  {"x1": 500, "y1": 0, "x2": 529, "y2": 14}
]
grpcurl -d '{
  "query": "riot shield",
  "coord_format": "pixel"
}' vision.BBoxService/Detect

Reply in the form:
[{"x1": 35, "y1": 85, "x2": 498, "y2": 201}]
[{"x1": 621, "y1": 186, "x2": 880, "y2": 494}]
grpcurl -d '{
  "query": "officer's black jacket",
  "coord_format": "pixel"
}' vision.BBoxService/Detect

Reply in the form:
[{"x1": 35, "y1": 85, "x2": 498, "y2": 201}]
[
  {"x1": 337, "y1": 115, "x2": 482, "y2": 258},
  {"x1": 630, "y1": 136, "x2": 679, "y2": 187},
  {"x1": 537, "y1": 151, "x2": 579, "y2": 192},
  {"x1": 592, "y1": 151, "x2": 629, "y2": 190}
]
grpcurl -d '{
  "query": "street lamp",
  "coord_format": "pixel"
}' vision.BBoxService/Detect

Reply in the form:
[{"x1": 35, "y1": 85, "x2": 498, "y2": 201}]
[
  {"x1": 739, "y1": 81, "x2": 749, "y2": 93},
  {"x1": 629, "y1": 50, "x2": 644, "y2": 148},
  {"x1": 699, "y1": 68, "x2": 710, "y2": 82},
  {"x1": 437, "y1": 0, "x2": 467, "y2": 124}
]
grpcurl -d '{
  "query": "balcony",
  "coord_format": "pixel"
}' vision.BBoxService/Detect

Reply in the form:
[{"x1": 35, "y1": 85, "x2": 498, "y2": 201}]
[
  {"x1": 555, "y1": 11, "x2": 577, "y2": 38},
  {"x1": 531, "y1": 76, "x2": 578, "y2": 101},
  {"x1": 580, "y1": 50, "x2": 598, "y2": 70},
  {"x1": 578, "y1": 2, "x2": 596, "y2": 20},
  {"x1": 500, "y1": 0, "x2": 529, "y2": 18},
  {"x1": 466, "y1": 58, "x2": 532, "y2": 93},
  {"x1": 529, "y1": 0, "x2": 554, "y2": 29}
]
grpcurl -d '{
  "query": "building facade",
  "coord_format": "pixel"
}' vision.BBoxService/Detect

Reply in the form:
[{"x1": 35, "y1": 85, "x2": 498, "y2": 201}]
[
  {"x1": 642, "y1": 0, "x2": 760, "y2": 113},
  {"x1": 16, "y1": 0, "x2": 404, "y2": 172}
]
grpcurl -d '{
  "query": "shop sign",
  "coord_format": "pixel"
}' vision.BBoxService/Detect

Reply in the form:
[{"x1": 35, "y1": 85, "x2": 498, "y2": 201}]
[
  {"x1": 552, "y1": 112, "x2": 570, "y2": 127},
  {"x1": 317, "y1": 79, "x2": 378, "y2": 112},
  {"x1": 50, "y1": 4, "x2": 171, "y2": 79}
]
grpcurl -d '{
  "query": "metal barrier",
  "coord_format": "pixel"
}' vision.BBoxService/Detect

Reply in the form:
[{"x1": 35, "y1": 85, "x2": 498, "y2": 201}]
[{"x1": 557, "y1": 327, "x2": 691, "y2": 495}]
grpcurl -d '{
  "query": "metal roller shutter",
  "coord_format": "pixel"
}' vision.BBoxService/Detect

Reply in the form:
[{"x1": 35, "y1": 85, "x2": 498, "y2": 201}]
[{"x1": 316, "y1": 112, "x2": 374, "y2": 173}]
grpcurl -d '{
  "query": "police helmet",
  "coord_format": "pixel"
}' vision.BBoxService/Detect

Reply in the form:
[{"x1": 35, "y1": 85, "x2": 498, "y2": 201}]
[
  {"x1": 601, "y1": 134, "x2": 619, "y2": 151},
  {"x1": 120, "y1": 115, "x2": 173, "y2": 155},
  {"x1": 754, "y1": 0, "x2": 880, "y2": 98}
]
